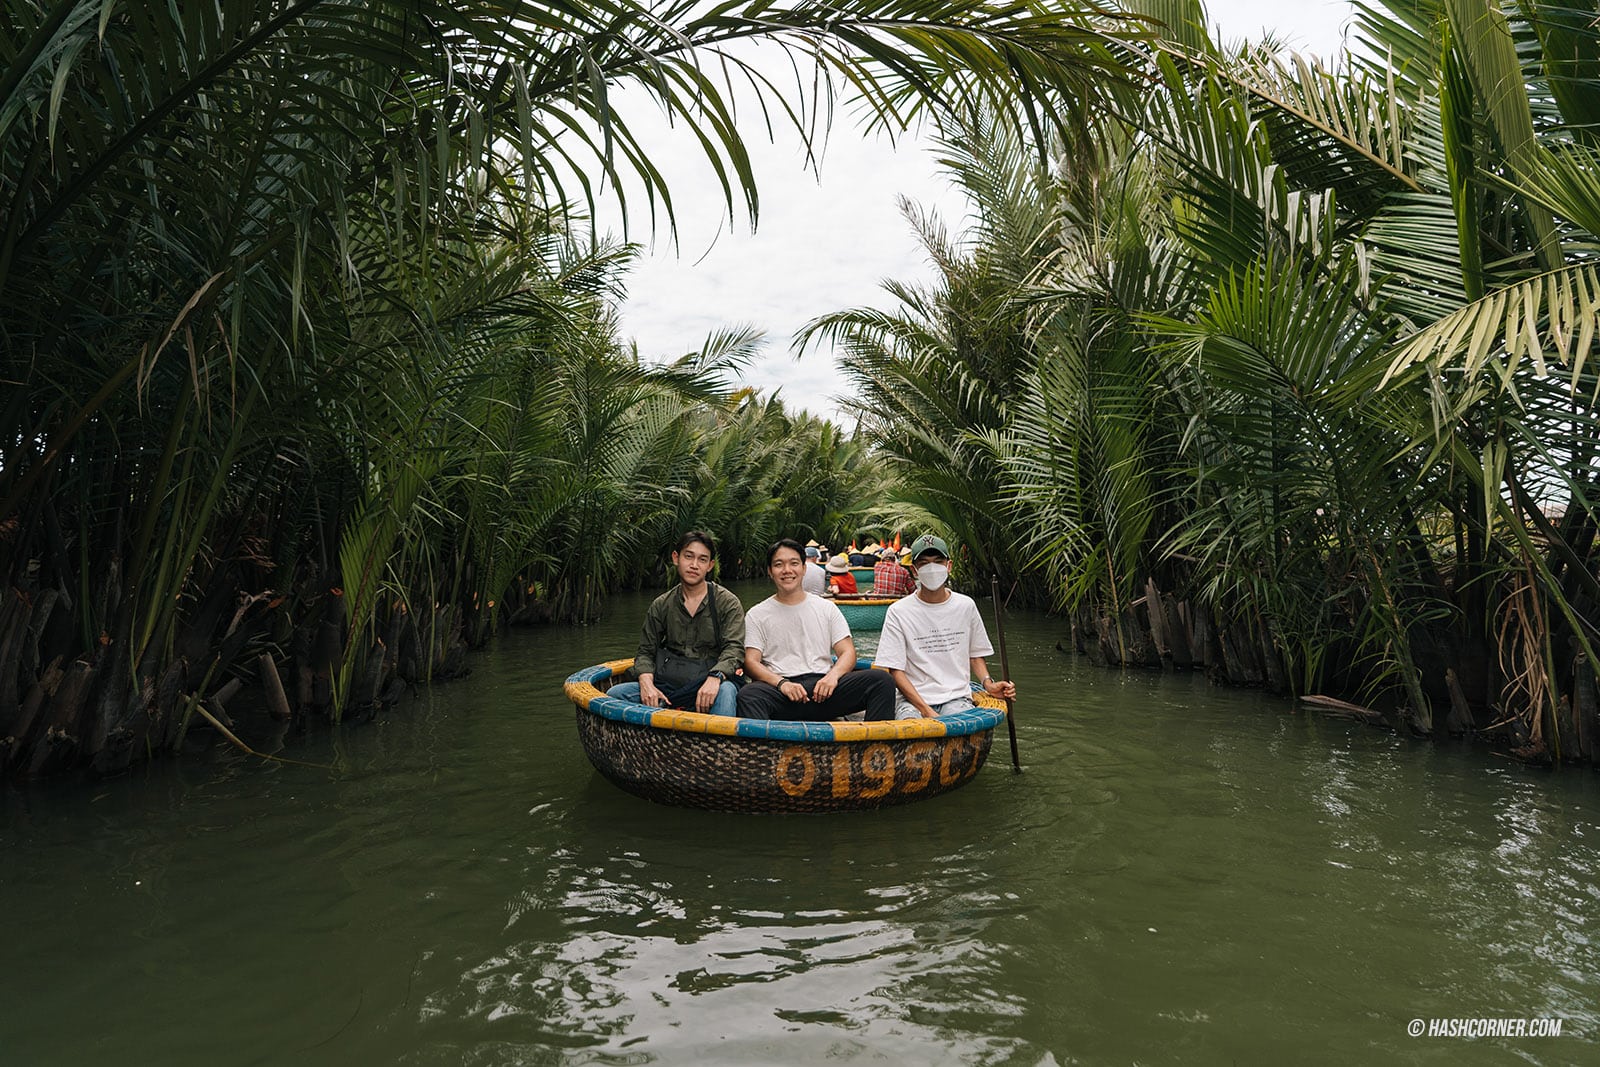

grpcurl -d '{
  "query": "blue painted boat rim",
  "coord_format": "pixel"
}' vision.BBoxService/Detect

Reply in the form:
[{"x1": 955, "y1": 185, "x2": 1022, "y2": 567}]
[{"x1": 564, "y1": 659, "x2": 1007, "y2": 742}]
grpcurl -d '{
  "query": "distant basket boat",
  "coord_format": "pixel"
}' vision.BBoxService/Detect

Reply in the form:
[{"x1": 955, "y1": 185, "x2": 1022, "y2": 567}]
[
  {"x1": 831, "y1": 595, "x2": 903, "y2": 630},
  {"x1": 565, "y1": 659, "x2": 1008, "y2": 813}
]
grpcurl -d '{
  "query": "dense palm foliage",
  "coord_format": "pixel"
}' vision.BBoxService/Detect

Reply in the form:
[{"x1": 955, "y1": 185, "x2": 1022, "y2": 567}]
[
  {"x1": 0, "y1": 0, "x2": 1149, "y2": 774},
  {"x1": 834, "y1": 0, "x2": 1600, "y2": 757},
  {"x1": 660, "y1": 389, "x2": 891, "y2": 576},
  {"x1": 802, "y1": 108, "x2": 1052, "y2": 597}
]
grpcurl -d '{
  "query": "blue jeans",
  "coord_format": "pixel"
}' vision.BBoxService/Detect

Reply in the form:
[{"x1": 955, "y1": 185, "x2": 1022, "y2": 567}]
[
  {"x1": 894, "y1": 693, "x2": 976, "y2": 720},
  {"x1": 608, "y1": 680, "x2": 739, "y2": 716}
]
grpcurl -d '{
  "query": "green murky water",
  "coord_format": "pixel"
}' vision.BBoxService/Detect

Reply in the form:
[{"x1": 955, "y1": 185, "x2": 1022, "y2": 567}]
[{"x1": 3, "y1": 581, "x2": 1596, "y2": 1064}]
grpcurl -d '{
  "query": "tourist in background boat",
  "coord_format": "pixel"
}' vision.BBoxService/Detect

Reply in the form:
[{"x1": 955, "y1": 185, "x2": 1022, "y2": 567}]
[
  {"x1": 611, "y1": 530, "x2": 745, "y2": 716},
  {"x1": 738, "y1": 539, "x2": 896, "y2": 722},
  {"x1": 825, "y1": 553, "x2": 858, "y2": 596},
  {"x1": 872, "y1": 547, "x2": 915, "y2": 597},
  {"x1": 875, "y1": 533, "x2": 1017, "y2": 720},
  {"x1": 802, "y1": 544, "x2": 828, "y2": 596},
  {"x1": 849, "y1": 543, "x2": 875, "y2": 567}
]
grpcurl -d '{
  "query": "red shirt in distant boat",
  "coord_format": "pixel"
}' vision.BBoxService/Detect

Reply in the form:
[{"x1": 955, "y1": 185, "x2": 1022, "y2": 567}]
[
  {"x1": 872, "y1": 558, "x2": 915, "y2": 597},
  {"x1": 829, "y1": 571, "x2": 859, "y2": 596}
]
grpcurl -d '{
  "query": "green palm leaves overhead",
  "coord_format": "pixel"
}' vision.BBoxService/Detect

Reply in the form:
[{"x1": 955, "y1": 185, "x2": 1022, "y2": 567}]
[
  {"x1": 830, "y1": 0, "x2": 1600, "y2": 756},
  {"x1": 803, "y1": 105, "x2": 1051, "y2": 590}
]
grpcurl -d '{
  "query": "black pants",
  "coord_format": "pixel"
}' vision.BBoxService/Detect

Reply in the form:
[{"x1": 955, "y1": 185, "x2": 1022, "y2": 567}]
[{"x1": 736, "y1": 669, "x2": 896, "y2": 722}]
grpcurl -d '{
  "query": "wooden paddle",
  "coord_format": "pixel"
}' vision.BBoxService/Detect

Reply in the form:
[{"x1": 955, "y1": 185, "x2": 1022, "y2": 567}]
[{"x1": 991, "y1": 575, "x2": 1022, "y2": 772}]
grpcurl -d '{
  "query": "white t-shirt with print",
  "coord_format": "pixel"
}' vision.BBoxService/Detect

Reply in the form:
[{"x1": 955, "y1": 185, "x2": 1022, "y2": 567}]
[
  {"x1": 745, "y1": 594, "x2": 850, "y2": 677},
  {"x1": 874, "y1": 591, "x2": 994, "y2": 703}
]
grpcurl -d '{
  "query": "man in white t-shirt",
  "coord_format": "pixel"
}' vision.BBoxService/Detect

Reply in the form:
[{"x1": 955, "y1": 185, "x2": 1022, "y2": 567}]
[
  {"x1": 875, "y1": 533, "x2": 1018, "y2": 719},
  {"x1": 737, "y1": 539, "x2": 897, "y2": 721}
]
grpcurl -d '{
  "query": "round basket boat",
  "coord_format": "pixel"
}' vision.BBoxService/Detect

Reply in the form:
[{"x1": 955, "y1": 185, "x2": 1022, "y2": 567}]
[
  {"x1": 830, "y1": 596, "x2": 902, "y2": 631},
  {"x1": 564, "y1": 659, "x2": 1008, "y2": 814}
]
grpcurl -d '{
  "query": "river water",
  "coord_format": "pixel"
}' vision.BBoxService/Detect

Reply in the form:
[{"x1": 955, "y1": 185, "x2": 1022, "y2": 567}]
[{"x1": 3, "y1": 581, "x2": 1597, "y2": 1065}]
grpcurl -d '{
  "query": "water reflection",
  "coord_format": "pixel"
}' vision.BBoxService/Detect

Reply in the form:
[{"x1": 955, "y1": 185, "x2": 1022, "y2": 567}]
[{"x1": 415, "y1": 774, "x2": 1055, "y2": 1064}]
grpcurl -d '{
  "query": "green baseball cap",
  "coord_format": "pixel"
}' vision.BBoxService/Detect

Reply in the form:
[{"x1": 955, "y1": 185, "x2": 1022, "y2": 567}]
[{"x1": 909, "y1": 533, "x2": 951, "y2": 561}]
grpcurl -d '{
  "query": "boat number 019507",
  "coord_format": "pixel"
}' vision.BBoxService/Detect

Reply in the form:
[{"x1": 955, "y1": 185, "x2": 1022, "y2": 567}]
[{"x1": 773, "y1": 735, "x2": 991, "y2": 798}]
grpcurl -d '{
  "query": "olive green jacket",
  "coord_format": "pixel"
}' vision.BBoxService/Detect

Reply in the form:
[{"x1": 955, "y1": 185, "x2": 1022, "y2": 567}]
[{"x1": 634, "y1": 582, "x2": 746, "y2": 679}]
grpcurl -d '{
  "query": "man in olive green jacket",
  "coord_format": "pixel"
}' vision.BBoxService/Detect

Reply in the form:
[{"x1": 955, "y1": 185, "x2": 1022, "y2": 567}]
[{"x1": 610, "y1": 530, "x2": 745, "y2": 715}]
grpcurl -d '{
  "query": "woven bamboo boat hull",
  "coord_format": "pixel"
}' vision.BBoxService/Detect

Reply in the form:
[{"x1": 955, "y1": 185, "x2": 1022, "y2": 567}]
[
  {"x1": 566, "y1": 660, "x2": 1006, "y2": 814},
  {"x1": 832, "y1": 596, "x2": 901, "y2": 630}
]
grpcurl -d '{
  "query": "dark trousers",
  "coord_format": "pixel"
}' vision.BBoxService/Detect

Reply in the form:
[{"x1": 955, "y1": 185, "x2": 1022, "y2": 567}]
[{"x1": 736, "y1": 669, "x2": 896, "y2": 722}]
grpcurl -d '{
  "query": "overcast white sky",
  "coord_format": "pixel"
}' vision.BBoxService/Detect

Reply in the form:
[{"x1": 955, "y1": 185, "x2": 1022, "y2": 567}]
[{"x1": 601, "y1": 1, "x2": 1357, "y2": 421}]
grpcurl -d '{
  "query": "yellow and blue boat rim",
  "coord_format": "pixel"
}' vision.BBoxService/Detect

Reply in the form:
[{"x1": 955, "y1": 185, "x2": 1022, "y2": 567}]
[{"x1": 565, "y1": 658, "x2": 1007, "y2": 813}]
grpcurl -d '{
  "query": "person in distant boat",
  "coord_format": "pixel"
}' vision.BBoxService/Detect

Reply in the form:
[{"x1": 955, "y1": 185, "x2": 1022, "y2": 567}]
[
  {"x1": 802, "y1": 544, "x2": 828, "y2": 596},
  {"x1": 874, "y1": 533, "x2": 1017, "y2": 720},
  {"x1": 610, "y1": 530, "x2": 745, "y2": 716},
  {"x1": 872, "y1": 546, "x2": 915, "y2": 597},
  {"x1": 825, "y1": 553, "x2": 858, "y2": 596},
  {"x1": 737, "y1": 539, "x2": 896, "y2": 722}
]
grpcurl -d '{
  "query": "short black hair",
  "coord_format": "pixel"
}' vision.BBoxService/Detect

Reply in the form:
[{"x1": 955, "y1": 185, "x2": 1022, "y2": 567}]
[
  {"x1": 676, "y1": 530, "x2": 717, "y2": 558},
  {"x1": 766, "y1": 537, "x2": 805, "y2": 565}
]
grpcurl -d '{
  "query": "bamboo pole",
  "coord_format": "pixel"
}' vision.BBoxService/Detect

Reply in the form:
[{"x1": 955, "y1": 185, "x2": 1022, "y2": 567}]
[{"x1": 991, "y1": 576, "x2": 1021, "y2": 772}]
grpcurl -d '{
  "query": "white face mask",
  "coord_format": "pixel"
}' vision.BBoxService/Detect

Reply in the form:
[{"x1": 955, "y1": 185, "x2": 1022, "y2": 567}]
[{"x1": 916, "y1": 562, "x2": 950, "y2": 591}]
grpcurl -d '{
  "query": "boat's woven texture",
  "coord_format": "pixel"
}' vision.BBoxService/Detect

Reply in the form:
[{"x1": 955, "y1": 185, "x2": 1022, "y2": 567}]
[
  {"x1": 565, "y1": 659, "x2": 1005, "y2": 813},
  {"x1": 832, "y1": 597, "x2": 901, "y2": 631}
]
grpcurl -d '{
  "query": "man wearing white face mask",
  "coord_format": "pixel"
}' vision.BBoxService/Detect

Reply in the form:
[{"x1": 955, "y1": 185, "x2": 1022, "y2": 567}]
[{"x1": 874, "y1": 534, "x2": 1018, "y2": 719}]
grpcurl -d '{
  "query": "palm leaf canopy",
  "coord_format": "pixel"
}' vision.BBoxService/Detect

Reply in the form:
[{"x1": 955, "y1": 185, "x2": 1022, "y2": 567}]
[
  {"x1": 0, "y1": 0, "x2": 1155, "y2": 528},
  {"x1": 2, "y1": 0, "x2": 1147, "y2": 272}
]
